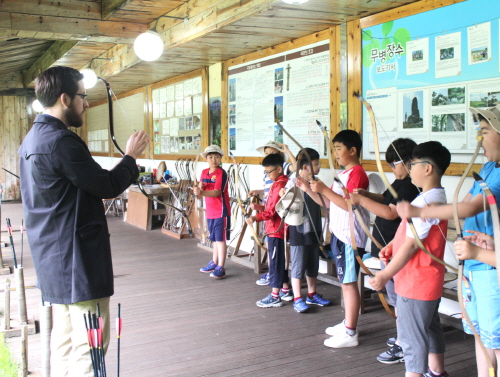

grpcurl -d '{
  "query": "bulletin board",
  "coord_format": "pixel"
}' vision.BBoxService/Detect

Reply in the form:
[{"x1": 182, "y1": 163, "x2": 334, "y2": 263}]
[
  {"x1": 149, "y1": 69, "x2": 209, "y2": 159},
  {"x1": 359, "y1": 0, "x2": 498, "y2": 172},
  {"x1": 222, "y1": 28, "x2": 341, "y2": 164},
  {"x1": 86, "y1": 87, "x2": 147, "y2": 158}
]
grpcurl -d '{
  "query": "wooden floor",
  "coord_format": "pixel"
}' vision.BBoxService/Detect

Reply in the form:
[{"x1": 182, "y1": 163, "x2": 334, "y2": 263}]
[{"x1": 1, "y1": 202, "x2": 478, "y2": 376}]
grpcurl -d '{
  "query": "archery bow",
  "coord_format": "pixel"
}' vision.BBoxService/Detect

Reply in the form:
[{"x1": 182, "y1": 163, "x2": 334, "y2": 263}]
[
  {"x1": 99, "y1": 77, "x2": 193, "y2": 237},
  {"x1": 229, "y1": 152, "x2": 267, "y2": 253},
  {"x1": 355, "y1": 93, "x2": 457, "y2": 273}
]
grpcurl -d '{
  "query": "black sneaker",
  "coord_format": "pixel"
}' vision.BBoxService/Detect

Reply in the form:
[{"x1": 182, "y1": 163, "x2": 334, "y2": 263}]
[
  {"x1": 423, "y1": 368, "x2": 449, "y2": 377},
  {"x1": 376, "y1": 344, "x2": 404, "y2": 364},
  {"x1": 386, "y1": 337, "x2": 397, "y2": 347}
]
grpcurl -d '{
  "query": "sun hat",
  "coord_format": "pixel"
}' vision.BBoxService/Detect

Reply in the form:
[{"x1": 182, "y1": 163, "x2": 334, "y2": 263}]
[
  {"x1": 201, "y1": 145, "x2": 224, "y2": 159},
  {"x1": 256, "y1": 140, "x2": 288, "y2": 161},
  {"x1": 469, "y1": 104, "x2": 500, "y2": 133},
  {"x1": 276, "y1": 186, "x2": 304, "y2": 226}
]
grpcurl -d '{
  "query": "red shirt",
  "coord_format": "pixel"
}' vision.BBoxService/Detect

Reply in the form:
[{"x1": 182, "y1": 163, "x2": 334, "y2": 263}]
[
  {"x1": 201, "y1": 167, "x2": 230, "y2": 219},
  {"x1": 255, "y1": 174, "x2": 289, "y2": 239}
]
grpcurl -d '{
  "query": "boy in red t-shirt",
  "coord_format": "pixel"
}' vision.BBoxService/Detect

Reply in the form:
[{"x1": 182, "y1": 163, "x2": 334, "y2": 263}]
[
  {"x1": 370, "y1": 141, "x2": 451, "y2": 377},
  {"x1": 194, "y1": 145, "x2": 231, "y2": 279}
]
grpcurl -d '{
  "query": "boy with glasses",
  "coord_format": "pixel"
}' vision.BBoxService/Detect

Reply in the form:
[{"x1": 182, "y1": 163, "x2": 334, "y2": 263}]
[
  {"x1": 246, "y1": 153, "x2": 290, "y2": 307},
  {"x1": 351, "y1": 138, "x2": 419, "y2": 363},
  {"x1": 372, "y1": 141, "x2": 451, "y2": 377}
]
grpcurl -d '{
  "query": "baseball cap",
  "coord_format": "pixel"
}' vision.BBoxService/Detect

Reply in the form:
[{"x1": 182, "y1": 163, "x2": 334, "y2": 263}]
[
  {"x1": 469, "y1": 104, "x2": 500, "y2": 133},
  {"x1": 201, "y1": 145, "x2": 224, "y2": 159}
]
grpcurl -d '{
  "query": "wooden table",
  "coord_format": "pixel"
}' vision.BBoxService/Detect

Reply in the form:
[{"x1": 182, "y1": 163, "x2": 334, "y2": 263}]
[{"x1": 126, "y1": 185, "x2": 172, "y2": 231}]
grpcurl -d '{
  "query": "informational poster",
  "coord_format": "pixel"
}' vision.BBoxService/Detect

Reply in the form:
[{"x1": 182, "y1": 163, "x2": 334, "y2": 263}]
[
  {"x1": 152, "y1": 76, "x2": 203, "y2": 155},
  {"x1": 227, "y1": 40, "x2": 330, "y2": 158},
  {"x1": 361, "y1": 0, "x2": 500, "y2": 163}
]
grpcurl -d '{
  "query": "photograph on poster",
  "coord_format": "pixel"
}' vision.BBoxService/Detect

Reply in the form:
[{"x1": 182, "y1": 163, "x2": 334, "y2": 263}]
[
  {"x1": 179, "y1": 117, "x2": 185, "y2": 130},
  {"x1": 179, "y1": 136, "x2": 185, "y2": 150},
  {"x1": 440, "y1": 47, "x2": 454, "y2": 60},
  {"x1": 471, "y1": 47, "x2": 488, "y2": 63},
  {"x1": 275, "y1": 80, "x2": 283, "y2": 94},
  {"x1": 487, "y1": 91, "x2": 500, "y2": 106},
  {"x1": 229, "y1": 104, "x2": 236, "y2": 115},
  {"x1": 432, "y1": 113, "x2": 465, "y2": 132},
  {"x1": 229, "y1": 78, "x2": 236, "y2": 102},
  {"x1": 194, "y1": 135, "x2": 201, "y2": 147},
  {"x1": 275, "y1": 68, "x2": 283, "y2": 80},
  {"x1": 274, "y1": 125, "x2": 283, "y2": 144},
  {"x1": 186, "y1": 117, "x2": 193, "y2": 130},
  {"x1": 412, "y1": 50, "x2": 424, "y2": 61},
  {"x1": 230, "y1": 128, "x2": 236, "y2": 150},
  {"x1": 275, "y1": 96, "x2": 283, "y2": 122},
  {"x1": 432, "y1": 87, "x2": 465, "y2": 106},
  {"x1": 229, "y1": 115, "x2": 236, "y2": 125},
  {"x1": 186, "y1": 136, "x2": 193, "y2": 150},
  {"x1": 402, "y1": 91, "x2": 424, "y2": 129},
  {"x1": 193, "y1": 115, "x2": 201, "y2": 129}
]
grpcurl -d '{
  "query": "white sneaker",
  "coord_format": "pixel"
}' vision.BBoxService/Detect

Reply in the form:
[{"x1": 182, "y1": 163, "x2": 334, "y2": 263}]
[
  {"x1": 324, "y1": 332, "x2": 359, "y2": 348},
  {"x1": 325, "y1": 320, "x2": 346, "y2": 336}
]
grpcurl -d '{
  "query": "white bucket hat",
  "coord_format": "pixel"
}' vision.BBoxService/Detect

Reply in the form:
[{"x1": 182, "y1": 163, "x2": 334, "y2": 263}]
[
  {"x1": 276, "y1": 186, "x2": 304, "y2": 226},
  {"x1": 256, "y1": 140, "x2": 288, "y2": 162},
  {"x1": 469, "y1": 104, "x2": 500, "y2": 133},
  {"x1": 201, "y1": 145, "x2": 224, "y2": 159}
]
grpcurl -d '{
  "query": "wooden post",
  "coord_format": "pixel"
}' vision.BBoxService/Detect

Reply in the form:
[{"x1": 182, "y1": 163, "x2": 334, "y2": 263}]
[
  {"x1": 14, "y1": 267, "x2": 28, "y2": 324},
  {"x1": 19, "y1": 324, "x2": 28, "y2": 377},
  {"x1": 3, "y1": 279, "x2": 10, "y2": 330},
  {"x1": 40, "y1": 304, "x2": 52, "y2": 377}
]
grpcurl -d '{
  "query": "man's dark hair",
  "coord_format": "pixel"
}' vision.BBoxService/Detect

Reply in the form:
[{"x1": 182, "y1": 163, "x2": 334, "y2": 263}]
[
  {"x1": 412, "y1": 141, "x2": 451, "y2": 176},
  {"x1": 332, "y1": 130, "x2": 362, "y2": 157},
  {"x1": 296, "y1": 147, "x2": 320, "y2": 171},
  {"x1": 386, "y1": 138, "x2": 416, "y2": 164},
  {"x1": 262, "y1": 153, "x2": 284, "y2": 168},
  {"x1": 35, "y1": 66, "x2": 84, "y2": 108}
]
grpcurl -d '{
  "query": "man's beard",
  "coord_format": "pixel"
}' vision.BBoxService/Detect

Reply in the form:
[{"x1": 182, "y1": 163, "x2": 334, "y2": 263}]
[{"x1": 64, "y1": 103, "x2": 84, "y2": 128}]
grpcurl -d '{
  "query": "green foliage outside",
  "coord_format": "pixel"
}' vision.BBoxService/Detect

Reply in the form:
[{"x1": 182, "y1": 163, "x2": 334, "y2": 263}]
[
  {"x1": 0, "y1": 333, "x2": 19, "y2": 377},
  {"x1": 362, "y1": 21, "x2": 411, "y2": 68}
]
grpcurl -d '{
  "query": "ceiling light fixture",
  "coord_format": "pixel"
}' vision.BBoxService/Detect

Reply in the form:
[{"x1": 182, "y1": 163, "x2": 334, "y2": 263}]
[
  {"x1": 133, "y1": 15, "x2": 188, "y2": 62},
  {"x1": 81, "y1": 69, "x2": 98, "y2": 89},
  {"x1": 32, "y1": 99, "x2": 44, "y2": 113}
]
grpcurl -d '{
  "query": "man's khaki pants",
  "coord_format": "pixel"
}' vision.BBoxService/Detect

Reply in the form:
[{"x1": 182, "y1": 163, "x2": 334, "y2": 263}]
[{"x1": 51, "y1": 297, "x2": 110, "y2": 377}]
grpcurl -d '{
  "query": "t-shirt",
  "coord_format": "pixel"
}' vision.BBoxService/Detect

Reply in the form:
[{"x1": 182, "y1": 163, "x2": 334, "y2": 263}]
[
  {"x1": 263, "y1": 162, "x2": 292, "y2": 203},
  {"x1": 370, "y1": 176, "x2": 420, "y2": 257},
  {"x1": 329, "y1": 164, "x2": 370, "y2": 247},
  {"x1": 201, "y1": 167, "x2": 230, "y2": 219},
  {"x1": 463, "y1": 161, "x2": 500, "y2": 272},
  {"x1": 393, "y1": 188, "x2": 448, "y2": 301},
  {"x1": 284, "y1": 176, "x2": 323, "y2": 246}
]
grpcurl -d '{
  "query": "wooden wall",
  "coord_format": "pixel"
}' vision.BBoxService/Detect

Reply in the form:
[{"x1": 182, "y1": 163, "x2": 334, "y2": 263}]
[{"x1": 0, "y1": 95, "x2": 33, "y2": 201}]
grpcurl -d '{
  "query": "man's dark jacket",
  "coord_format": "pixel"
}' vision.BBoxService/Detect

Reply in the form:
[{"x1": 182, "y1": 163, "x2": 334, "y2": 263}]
[{"x1": 19, "y1": 114, "x2": 139, "y2": 304}]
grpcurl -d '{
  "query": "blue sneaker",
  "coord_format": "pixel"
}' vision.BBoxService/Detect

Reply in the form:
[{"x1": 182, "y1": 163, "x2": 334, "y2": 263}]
[
  {"x1": 279, "y1": 289, "x2": 294, "y2": 302},
  {"x1": 210, "y1": 266, "x2": 226, "y2": 279},
  {"x1": 256, "y1": 273, "x2": 270, "y2": 285},
  {"x1": 293, "y1": 298, "x2": 310, "y2": 313},
  {"x1": 306, "y1": 293, "x2": 331, "y2": 306},
  {"x1": 200, "y1": 260, "x2": 217, "y2": 273},
  {"x1": 256, "y1": 294, "x2": 283, "y2": 308}
]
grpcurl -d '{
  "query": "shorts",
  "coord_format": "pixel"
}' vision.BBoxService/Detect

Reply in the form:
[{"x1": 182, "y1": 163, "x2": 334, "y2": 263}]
[
  {"x1": 290, "y1": 244, "x2": 320, "y2": 280},
  {"x1": 268, "y1": 236, "x2": 289, "y2": 288},
  {"x1": 207, "y1": 217, "x2": 230, "y2": 242},
  {"x1": 397, "y1": 296, "x2": 445, "y2": 374},
  {"x1": 330, "y1": 232, "x2": 364, "y2": 284},
  {"x1": 462, "y1": 268, "x2": 500, "y2": 349}
]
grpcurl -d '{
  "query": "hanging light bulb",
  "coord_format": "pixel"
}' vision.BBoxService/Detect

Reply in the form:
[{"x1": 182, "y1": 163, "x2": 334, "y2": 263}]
[
  {"x1": 134, "y1": 31, "x2": 164, "y2": 62},
  {"x1": 282, "y1": 0, "x2": 308, "y2": 4},
  {"x1": 81, "y1": 69, "x2": 98, "y2": 89},
  {"x1": 32, "y1": 99, "x2": 44, "y2": 113}
]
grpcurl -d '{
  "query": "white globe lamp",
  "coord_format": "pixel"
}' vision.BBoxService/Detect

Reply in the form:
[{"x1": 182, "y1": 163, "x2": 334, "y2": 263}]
[
  {"x1": 134, "y1": 31, "x2": 164, "y2": 62},
  {"x1": 81, "y1": 69, "x2": 98, "y2": 89},
  {"x1": 32, "y1": 99, "x2": 44, "y2": 113}
]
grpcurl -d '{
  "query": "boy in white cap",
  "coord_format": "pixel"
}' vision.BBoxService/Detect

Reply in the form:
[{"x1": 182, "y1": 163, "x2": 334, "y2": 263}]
[
  {"x1": 194, "y1": 145, "x2": 231, "y2": 279},
  {"x1": 250, "y1": 141, "x2": 296, "y2": 287},
  {"x1": 397, "y1": 104, "x2": 500, "y2": 377}
]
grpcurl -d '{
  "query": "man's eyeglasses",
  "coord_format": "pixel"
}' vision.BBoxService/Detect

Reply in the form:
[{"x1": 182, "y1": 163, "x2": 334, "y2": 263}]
[
  {"x1": 408, "y1": 160, "x2": 431, "y2": 169},
  {"x1": 75, "y1": 93, "x2": 88, "y2": 100},
  {"x1": 388, "y1": 160, "x2": 404, "y2": 169},
  {"x1": 264, "y1": 166, "x2": 279, "y2": 175}
]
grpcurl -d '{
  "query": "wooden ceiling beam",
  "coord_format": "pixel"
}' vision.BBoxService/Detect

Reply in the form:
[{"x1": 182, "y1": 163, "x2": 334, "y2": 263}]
[
  {"x1": 101, "y1": 0, "x2": 134, "y2": 21},
  {"x1": 0, "y1": 12, "x2": 148, "y2": 40},
  {"x1": 23, "y1": 40, "x2": 78, "y2": 87},
  {"x1": 0, "y1": 0, "x2": 101, "y2": 20}
]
